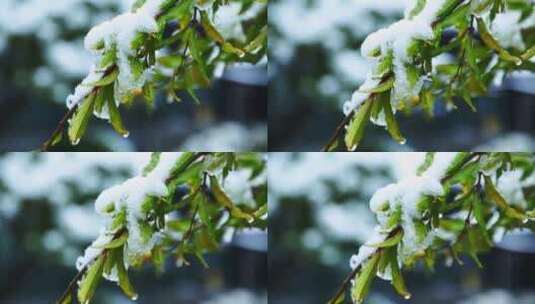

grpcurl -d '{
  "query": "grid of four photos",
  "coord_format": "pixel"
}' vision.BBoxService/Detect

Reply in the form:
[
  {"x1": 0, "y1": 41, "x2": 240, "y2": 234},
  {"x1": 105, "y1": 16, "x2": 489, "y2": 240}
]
[{"x1": 1, "y1": 0, "x2": 534, "y2": 303}]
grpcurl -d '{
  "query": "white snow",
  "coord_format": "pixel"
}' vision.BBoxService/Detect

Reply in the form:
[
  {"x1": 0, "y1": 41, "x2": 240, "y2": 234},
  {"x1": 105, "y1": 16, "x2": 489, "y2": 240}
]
[
  {"x1": 76, "y1": 232, "x2": 114, "y2": 270},
  {"x1": 343, "y1": 0, "x2": 448, "y2": 117},
  {"x1": 66, "y1": 67, "x2": 105, "y2": 109},
  {"x1": 78, "y1": 153, "x2": 182, "y2": 271},
  {"x1": 349, "y1": 229, "x2": 386, "y2": 269},
  {"x1": 351, "y1": 152, "x2": 458, "y2": 272},
  {"x1": 491, "y1": 11, "x2": 528, "y2": 50},
  {"x1": 496, "y1": 170, "x2": 530, "y2": 209},
  {"x1": 67, "y1": 0, "x2": 166, "y2": 109}
]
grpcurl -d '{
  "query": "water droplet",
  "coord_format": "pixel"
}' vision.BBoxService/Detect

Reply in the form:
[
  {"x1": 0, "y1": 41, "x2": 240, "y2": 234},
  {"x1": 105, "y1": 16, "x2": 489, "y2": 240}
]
[
  {"x1": 404, "y1": 294, "x2": 412, "y2": 300},
  {"x1": 131, "y1": 294, "x2": 139, "y2": 301},
  {"x1": 399, "y1": 139, "x2": 407, "y2": 145},
  {"x1": 72, "y1": 138, "x2": 81, "y2": 146},
  {"x1": 122, "y1": 132, "x2": 130, "y2": 138},
  {"x1": 522, "y1": 218, "x2": 529, "y2": 224},
  {"x1": 349, "y1": 145, "x2": 357, "y2": 151}
]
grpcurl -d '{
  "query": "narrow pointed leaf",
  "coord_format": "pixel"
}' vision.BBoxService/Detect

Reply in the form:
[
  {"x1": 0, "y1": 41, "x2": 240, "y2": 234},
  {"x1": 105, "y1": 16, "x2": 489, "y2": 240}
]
[
  {"x1": 77, "y1": 255, "x2": 105, "y2": 304},
  {"x1": 351, "y1": 253, "x2": 379, "y2": 304},
  {"x1": 368, "y1": 230, "x2": 403, "y2": 248},
  {"x1": 389, "y1": 247, "x2": 411, "y2": 299},
  {"x1": 68, "y1": 94, "x2": 95, "y2": 145},
  {"x1": 382, "y1": 94, "x2": 406, "y2": 144},
  {"x1": 117, "y1": 248, "x2": 138, "y2": 300},
  {"x1": 476, "y1": 17, "x2": 522, "y2": 65},
  {"x1": 484, "y1": 175, "x2": 526, "y2": 220},
  {"x1": 345, "y1": 100, "x2": 372, "y2": 151},
  {"x1": 209, "y1": 175, "x2": 254, "y2": 223},
  {"x1": 85, "y1": 69, "x2": 119, "y2": 87}
]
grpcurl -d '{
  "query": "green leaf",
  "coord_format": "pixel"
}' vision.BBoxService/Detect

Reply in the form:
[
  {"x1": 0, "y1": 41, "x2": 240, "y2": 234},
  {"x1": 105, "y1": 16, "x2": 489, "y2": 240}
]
[
  {"x1": 200, "y1": 11, "x2": 225, "y2": 44},
  {"x1": 77, "y1": 255, "x2": 105, "y2": 304},
  {"x1": 100, "y1": 232, "x2": 128, "y2": 249},
  {"x1": 44, "y1": 131, "x2": 63, "y2": 148},
  {"x1": 209, "y1": 174, "x2": 254, "y2": 223},
  {"x1": 461, "y1": 90, "x2": 477, "y2": 112},
  {"x1": 99, "y1": 47, "x2": 116, "y2": 69},
  {"x1": 152, "y1": 245, "x2": 165, "y2": 273},
  {"x1": 58, "y1": 292, "x2": 72, "y2": 304},
  {"x1": 476, "y1": 17, "x2": 522, "y2": 65},
  {"x1": 345, "y1": 100, "x2": 373, "y2": 151},
  {"x1": 222, "y1": 42, "x2": 246, "y2": 58},
  {"x1": 158, "y1": 55, "x2": 183, "y2": 68},
  {"x1": 467, "y1": 228, "x2": 484, "y2": 268},
  {"x1": 382, "y1": 93, "x2": 406, "y2": 144},
  {"x1": 68, "y1": 94, "x2": 95, "y2": 145},
  {"x1": 117, "y1": 247, "x2": 138, "y2": 300},
  {"x1": 417, "y1": 153, "x2": 436, "y2": 176},
  {"x1": 388, "y1": 246, "x2": 411, "y2": 299},
  {"x1": 351, "y1": 253, "x2": 379, "y2": 304},
  {"x1": 187, "y1": 88, "x2": 201, "y2": 105},
  {"x1": 361, "y1": 77, "x2": 394, "y2": 93},
  {"x1": 107, "y1": 95, "x2": 129, "y2": 137},
  {"x1": 521, "y1": 45, "x2": 535, "y2": 61},
  {"x1": 143, "y1": 152, "x2": 161, "y2": 176},
  {"x1": 85, "y1": 69, "x2": 119, "y2": 87},
  {"x1": 368, "y1": 230, "x2": 403, "y2": 248},
  {"x1": 472, "y1": 191, "x2": 486, "y2": 229},
  {"x1": 244, "y1": 26, "x2": 267, "y2": 53},
  {"x1": 484, "y1": 175, "x2": 526, "y2": 221}
]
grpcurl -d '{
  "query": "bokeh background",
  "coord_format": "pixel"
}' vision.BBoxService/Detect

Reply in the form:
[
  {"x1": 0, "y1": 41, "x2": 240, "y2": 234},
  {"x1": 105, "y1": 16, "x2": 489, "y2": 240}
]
[
  {"x1": 0, "y1": 0, "x2": 267, "y2": 151},
  {"x1": 269, "y1": 0, "x2": 535, "y2": 151},
  {"x1": 268, "y1": 153, "x2": 535, "y2": 303},
  {"x1": 0, "y1": 153, "x2": 267, "y2": 303}
]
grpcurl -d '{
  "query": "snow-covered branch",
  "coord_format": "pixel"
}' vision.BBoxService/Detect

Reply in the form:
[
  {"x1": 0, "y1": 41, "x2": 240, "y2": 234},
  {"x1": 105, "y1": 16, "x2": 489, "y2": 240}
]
[
  {"x1": 330, "y1": 152, "x2": 535, "y2": 303},
  {"x1": 42, "y1": 0, "x2": 267, "y2": 150},
  {"x1": 324, "y1": 0, "x2": 535, "y2": 152},
  {"x1": 56, "y1": 152, "x2": 267, "y2": 304}
]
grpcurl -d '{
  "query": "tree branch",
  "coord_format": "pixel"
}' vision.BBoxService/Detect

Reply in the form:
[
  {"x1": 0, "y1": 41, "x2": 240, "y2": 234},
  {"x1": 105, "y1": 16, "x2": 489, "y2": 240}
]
[{"x1": 41, "y1": 65, "x2": 117, "y2": 151}]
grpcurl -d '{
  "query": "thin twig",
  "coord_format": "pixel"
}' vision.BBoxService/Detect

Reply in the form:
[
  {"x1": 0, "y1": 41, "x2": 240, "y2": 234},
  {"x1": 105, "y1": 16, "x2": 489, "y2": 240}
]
[
  {"x1": 41, "y1": 65, "x2": 117, "y2": 151},
  {"x1": 328, "y1": 228, "x2": 400, "y2": 303},
  {"x1": 322, "y1": 112, "x2": 354, "y2": 152}
]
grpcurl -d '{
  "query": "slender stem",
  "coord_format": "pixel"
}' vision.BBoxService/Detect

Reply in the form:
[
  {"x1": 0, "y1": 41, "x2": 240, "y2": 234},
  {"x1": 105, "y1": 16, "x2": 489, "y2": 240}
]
[
  {"x1": 56, "y1": 263, "x2": 88, "y2": 304},
  {"x1": 322, "y1": 111, "x2": 354, "y2": 152},
  {"x1": 41, "y1": 65, "x2": 117, "y2": 151},
  {"x1": 328, "y1": 228, "x2": 399, "y2": 303},
  {"x1": 41, "y1": 105, "x2": 78, "y2": 152},
  {"x1": 323, "y1": 0, "x2": 470, "y2": 152}
]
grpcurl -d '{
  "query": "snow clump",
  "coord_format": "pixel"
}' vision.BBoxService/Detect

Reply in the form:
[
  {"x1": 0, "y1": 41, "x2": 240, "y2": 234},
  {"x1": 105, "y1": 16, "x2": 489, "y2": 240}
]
[
  {"x1": 75, "y1": 153, "x2": 182, "y2": 280},
  {"x1": 342, "y1": 0, "x2": 449, "y2": 123},
  {"x1": 66, "y1": 0, "x2": 167, "y2": 117},
  {"x1": 348, "y1": 153, "x2": 463, "y2": 279}
]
